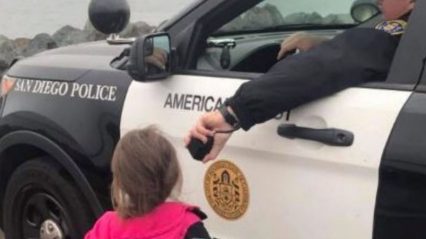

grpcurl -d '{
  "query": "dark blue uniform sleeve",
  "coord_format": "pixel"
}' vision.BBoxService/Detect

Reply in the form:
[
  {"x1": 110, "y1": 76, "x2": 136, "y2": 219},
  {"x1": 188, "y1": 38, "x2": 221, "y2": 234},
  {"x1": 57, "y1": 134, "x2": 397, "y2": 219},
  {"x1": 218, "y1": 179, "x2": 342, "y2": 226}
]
[{"x1": 226, "y1": 28, "x2": 400, "y2": 130}]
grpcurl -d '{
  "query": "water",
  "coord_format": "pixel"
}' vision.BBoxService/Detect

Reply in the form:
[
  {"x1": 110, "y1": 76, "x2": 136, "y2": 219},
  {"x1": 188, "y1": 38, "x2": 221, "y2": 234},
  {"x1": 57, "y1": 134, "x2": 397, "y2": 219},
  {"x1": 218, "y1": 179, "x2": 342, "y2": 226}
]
[{"x1": 0, "y1": 0, "x2": 195, "y2": 39}]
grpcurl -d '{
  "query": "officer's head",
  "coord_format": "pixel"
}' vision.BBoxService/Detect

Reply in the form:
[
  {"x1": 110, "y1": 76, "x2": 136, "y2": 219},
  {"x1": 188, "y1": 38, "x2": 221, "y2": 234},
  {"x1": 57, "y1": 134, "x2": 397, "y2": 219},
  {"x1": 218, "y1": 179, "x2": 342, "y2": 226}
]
[{"x1": 378, "y1": 0, "x2": 415, "y2": 20}]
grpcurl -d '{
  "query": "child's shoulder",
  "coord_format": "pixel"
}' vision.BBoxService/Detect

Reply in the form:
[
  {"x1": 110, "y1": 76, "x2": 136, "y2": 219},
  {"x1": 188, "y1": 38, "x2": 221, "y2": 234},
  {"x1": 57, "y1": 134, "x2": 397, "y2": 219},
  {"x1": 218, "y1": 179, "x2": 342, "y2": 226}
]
[
  {"x1": 84, "y1": 211, "x2": 119, "y2": 239},
  {"x1": 159, "y1": 201, "x2": 208, "y2": 222},
  {"x1": 98, "y1": 210, "x2": 119, "y2": 221},
  {"x1": 95, "y1": 211, "x2": 122, "y2": 228},
  {"x1": 161, "y1": 201, "x2": 206, "y2": 215}
]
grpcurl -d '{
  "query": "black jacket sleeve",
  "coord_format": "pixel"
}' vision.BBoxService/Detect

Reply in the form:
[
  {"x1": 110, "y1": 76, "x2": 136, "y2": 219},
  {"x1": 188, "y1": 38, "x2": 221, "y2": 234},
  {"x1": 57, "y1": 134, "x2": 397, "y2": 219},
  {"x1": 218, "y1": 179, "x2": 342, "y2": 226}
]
[
  {"x1": 226, "y1": 28, "x2": 400, "y2": 130},
  {"x1": 185, "y1": 222, "x2": 211, "y2": 239},
  {"x1": 184, "y1": 208, "x2": 211, "y2": 239}
]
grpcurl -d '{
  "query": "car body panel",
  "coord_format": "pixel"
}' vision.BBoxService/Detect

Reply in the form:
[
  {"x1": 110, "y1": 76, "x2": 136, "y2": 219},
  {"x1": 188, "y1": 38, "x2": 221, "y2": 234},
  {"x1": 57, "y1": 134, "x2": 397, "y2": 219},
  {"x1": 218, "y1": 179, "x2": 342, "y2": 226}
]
[
  {"x1": 121, "y1": 74, "x2": 411, "y2": 238},
  {"x1": 7, "y1": 42, "x2": 128, "y2": 81}
]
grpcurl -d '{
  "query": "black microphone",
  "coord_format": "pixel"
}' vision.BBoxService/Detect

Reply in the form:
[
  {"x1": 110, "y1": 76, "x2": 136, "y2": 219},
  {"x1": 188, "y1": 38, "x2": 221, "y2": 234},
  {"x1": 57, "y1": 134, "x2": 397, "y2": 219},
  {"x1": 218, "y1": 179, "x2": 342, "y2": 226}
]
[{"x1": 187, "y1": 136, "x2": 214, "y2": 161}]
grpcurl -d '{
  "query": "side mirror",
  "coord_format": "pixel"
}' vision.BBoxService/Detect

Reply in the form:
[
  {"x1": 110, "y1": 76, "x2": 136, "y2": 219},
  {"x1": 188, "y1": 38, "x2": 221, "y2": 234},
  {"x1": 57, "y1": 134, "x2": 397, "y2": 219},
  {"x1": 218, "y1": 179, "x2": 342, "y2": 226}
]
[
  {"x1": 351, "y1": 0, "x2": 380, "y2": 23},
  {"x1": 127, "y1": 33, "x2": 172, "y2": 81}
]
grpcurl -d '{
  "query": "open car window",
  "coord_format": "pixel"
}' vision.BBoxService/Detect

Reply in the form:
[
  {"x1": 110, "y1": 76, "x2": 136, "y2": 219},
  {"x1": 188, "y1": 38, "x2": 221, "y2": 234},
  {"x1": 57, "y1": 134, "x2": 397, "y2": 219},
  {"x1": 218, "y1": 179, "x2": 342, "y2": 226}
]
[{"x1": 197, "y1": 0, "x2": 378, "y2": 74}]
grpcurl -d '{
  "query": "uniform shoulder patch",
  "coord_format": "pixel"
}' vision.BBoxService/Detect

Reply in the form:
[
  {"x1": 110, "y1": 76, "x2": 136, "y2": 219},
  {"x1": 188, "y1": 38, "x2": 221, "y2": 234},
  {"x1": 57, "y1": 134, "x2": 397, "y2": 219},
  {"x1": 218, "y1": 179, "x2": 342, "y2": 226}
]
[{"x1": 375, "y1": 20, "x2": 407, "y2": 35}]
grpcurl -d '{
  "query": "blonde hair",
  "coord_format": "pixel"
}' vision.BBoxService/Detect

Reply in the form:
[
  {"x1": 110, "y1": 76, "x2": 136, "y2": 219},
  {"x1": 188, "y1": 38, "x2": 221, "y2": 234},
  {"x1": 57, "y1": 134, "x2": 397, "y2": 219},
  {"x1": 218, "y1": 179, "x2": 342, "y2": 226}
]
[{"x1": 111, "y1": 126, "x2": 182, "y2": 219}]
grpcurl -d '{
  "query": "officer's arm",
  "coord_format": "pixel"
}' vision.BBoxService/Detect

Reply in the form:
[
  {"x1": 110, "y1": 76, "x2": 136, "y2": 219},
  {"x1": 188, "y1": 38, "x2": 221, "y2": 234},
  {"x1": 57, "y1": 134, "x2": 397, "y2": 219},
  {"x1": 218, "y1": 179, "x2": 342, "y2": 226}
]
[{"x1": 227, "y1": 28, "x2": 400, "y2": 131}]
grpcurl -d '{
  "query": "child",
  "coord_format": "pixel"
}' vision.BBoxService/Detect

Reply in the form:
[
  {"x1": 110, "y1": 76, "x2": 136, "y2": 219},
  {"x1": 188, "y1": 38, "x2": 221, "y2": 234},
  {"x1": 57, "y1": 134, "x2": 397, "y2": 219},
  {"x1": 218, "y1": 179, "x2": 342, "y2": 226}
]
[{"x1": 85, "y1": 126, "x2": 211, "y2": 239}]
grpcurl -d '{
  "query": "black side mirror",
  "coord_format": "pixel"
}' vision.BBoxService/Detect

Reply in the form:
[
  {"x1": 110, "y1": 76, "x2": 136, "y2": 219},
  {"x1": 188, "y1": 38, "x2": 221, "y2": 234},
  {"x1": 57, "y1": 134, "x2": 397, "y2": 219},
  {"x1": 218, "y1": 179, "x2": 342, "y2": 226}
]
[
  {"x1": 351, "y1": 0, "x2": 380, "y2": 23},
  {"x1": 127, "y1": 33, "x2": 172, "y2": 81}
]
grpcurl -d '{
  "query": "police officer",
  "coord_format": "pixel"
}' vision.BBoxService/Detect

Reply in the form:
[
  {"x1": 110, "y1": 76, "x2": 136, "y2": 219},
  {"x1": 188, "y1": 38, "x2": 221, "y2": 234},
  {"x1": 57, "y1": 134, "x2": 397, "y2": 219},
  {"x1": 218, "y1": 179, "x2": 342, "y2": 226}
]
[{"x1": 185, "y1": 0, "x2": 415, "y2": 162}]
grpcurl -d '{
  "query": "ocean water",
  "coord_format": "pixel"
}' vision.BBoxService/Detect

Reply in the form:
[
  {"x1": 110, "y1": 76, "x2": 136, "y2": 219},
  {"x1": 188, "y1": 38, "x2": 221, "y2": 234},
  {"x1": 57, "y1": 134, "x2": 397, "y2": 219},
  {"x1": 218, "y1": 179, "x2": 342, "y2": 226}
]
[{"x1": 0, "y1": 0, "x2": 195, "y2": 38}]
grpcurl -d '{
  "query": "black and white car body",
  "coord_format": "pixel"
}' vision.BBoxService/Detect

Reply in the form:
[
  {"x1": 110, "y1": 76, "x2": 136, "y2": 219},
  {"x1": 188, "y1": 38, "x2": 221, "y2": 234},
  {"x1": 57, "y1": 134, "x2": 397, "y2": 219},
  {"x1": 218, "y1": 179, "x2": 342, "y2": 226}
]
[{"x1": 1, "y1": 0, "x2": 426, "y2": 238}]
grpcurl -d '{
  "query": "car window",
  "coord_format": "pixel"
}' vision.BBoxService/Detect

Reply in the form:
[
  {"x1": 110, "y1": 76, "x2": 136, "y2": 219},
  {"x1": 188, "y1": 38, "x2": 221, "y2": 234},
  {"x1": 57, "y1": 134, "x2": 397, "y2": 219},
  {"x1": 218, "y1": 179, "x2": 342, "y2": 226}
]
[
  {"x1": 196, "y1": 0, "x2": 379, "y2": 74},
  {"x1": 217, "y1": 0, "x2": 360, "y2": 35}
]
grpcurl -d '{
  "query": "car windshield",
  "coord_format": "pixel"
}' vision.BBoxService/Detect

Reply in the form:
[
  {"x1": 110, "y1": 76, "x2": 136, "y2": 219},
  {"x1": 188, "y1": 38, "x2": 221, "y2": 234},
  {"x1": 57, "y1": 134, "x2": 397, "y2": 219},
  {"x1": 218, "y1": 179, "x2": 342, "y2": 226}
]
[{"x1": 217, "y1": 0, "x2": 375, "y2": 34}]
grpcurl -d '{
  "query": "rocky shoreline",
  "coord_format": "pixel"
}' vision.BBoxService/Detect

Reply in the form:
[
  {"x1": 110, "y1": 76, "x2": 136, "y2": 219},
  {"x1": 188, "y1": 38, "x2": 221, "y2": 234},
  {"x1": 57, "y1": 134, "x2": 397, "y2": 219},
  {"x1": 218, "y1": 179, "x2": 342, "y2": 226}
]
[
  {"x1": 0, "y1": 20, "x2": 154, "y2": 77},
  {"x1": 0, "y1": 4, "x2": 352, "y2": 78}
]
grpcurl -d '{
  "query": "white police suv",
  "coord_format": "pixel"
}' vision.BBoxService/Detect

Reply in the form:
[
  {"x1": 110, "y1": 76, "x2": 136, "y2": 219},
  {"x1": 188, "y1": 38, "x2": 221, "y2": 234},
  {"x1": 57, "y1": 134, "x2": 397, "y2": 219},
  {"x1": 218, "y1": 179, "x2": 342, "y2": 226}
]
[{"x1": 1, "y1": 0, "x2": 426, "y2": 238}]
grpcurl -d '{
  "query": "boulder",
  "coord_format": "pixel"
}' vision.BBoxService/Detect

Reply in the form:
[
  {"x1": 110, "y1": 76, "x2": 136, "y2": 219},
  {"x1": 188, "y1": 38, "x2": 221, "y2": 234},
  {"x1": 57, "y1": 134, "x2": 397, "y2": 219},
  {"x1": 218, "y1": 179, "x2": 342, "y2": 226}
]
[
  {"x1": 13, "y1": 38, "x2": 31, "y2": 55},
  {"x1": 0, "y1": 59, "x2": 9, "y2": 77},
  {"x1": 262, "y1": 4, "x2": 285, "y2": 26},
  {"x1": 0, "y1": 35, "x2": 17, "y2": 65},
  {"x1": 53, "y1": 25, "x2": 90, "y2": 47},
  {"x1": 84, "y1": 20, "x2": 108, "y2": 41},
  {"x1": 84, "y1": 19, "x2": 154, "y2": 40},
  {"x1": 220, "y1": 17, "x2": 246, "y2": 32},
  {"x1": 120, "y1": 21, "x2": 154, "y2": 38},
  {"x1": 24, "y1": 33, "x2": 58, "y2": 57},
  {"x1": 325, "y1": 14, "x2": 353, "y2": 24},
  {"x1": 220, "y1": 4, "x2": 284, "y2": 31},
  {"x1": 244, "y1": 6, "x2": 275, "y2": 29},
  {"x1": 283, "y1": 12, "x2": 323, "y2": 24},
  {"x1": 0, "y1": 19, "x2": 156, "y2": 69}
]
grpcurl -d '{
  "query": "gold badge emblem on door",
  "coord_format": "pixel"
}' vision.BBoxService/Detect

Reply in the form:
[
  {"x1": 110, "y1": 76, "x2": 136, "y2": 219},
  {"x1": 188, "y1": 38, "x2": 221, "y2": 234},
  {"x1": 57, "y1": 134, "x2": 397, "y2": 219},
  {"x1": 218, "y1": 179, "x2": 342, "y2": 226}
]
[{"x1": 204, "y1": 160, "x2": 249, "y2": 220}]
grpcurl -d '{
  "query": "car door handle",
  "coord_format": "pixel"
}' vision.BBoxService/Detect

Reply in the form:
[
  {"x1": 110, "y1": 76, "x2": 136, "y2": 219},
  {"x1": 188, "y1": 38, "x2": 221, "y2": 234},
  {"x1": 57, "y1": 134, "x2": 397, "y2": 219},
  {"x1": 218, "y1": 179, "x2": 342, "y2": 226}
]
[{"x1": 277, "y1": 124, "x2": 354, "y2": 146}]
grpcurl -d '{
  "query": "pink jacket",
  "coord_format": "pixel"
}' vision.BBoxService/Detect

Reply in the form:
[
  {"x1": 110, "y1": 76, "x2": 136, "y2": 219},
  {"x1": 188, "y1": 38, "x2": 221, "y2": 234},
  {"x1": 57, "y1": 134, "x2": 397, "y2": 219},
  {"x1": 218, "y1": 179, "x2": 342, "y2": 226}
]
[{"x1": 85, "y1": 202, "x2": 201, "y2": 239}]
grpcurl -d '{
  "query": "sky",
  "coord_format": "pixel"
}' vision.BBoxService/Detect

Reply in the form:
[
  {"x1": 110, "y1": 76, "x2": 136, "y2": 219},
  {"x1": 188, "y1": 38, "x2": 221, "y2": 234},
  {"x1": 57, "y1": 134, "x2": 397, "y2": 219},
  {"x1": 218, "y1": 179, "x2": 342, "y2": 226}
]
[
  {"x1": 0, "y1": 0, "x2": 354, "y2": 38},
  {"x1": 0, "y1": 0, "x2": 195, "y2": 38}
]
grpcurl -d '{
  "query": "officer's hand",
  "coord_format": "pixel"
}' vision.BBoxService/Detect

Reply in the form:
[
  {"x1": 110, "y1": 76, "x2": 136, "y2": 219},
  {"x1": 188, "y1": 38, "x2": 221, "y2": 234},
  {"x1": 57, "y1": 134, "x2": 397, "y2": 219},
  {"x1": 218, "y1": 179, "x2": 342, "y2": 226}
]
[
  {"x1": 145, "y1": 48, "x2": 168, "y2": 70},
  {"x1": 277, "y1": 32, "x2": 327, "y2": 60},
  {"x1": 185, "y1": 110, "x2": 234, "y2": 163}
]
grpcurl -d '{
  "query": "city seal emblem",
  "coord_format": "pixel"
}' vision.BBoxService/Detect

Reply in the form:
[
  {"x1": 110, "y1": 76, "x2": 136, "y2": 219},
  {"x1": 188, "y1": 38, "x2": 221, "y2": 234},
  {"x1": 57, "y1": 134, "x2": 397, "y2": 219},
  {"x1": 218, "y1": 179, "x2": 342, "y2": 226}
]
[{"x1": 204, "y1": 160, "x2": 249, "y2": 220}]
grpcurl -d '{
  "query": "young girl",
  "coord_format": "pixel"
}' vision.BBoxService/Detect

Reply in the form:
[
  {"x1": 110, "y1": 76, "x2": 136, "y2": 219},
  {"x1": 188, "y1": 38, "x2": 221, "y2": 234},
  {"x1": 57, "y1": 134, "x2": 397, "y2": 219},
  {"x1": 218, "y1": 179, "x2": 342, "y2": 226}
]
[{"x1": 85, "y1": 126, "x2": 211, "y2": 239}]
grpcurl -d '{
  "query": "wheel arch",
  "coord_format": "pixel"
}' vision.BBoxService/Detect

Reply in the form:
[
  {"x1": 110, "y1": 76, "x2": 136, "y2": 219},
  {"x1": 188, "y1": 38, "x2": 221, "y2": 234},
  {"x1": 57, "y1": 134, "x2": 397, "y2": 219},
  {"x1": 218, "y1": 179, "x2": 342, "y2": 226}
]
[{"x1": 0, "y1": 130, "x2": 104, "y2": 226}]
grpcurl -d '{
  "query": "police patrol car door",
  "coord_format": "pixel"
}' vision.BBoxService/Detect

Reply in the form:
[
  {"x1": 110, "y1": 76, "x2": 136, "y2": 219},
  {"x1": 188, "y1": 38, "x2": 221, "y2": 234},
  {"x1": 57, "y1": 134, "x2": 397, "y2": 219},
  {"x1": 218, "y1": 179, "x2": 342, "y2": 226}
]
[{"x1": 120, "y1": 75, "x2": 410, "y2": 239}]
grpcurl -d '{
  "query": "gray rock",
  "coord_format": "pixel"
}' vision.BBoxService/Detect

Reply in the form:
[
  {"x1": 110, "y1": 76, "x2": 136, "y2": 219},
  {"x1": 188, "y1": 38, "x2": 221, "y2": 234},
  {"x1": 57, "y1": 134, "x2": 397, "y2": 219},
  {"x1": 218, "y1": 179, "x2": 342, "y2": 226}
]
[
  {"x1": 220, "y1": 17, "x2": 246, "y2": 32},
  {"x1": 323, "y1": 14, "x2": 353, "y2": 24},
  {"x1": 0, "y1": 19, "x2": 156, "y2": 71},
  {"x1": 305, "y1": 12, "x2": 323, "y2": 24},
  {"x1": 263, "y1": 4, "x2": 285, "y2": 26},
  {"x1": 244, "y1": 6, "x2": 275, "y2": 29},
  {"x1": 0, "y1": 59, "x2": 8, "y2": 69},
  {"x1": 120, "y1": 21, "x2": 154, "y2": 38},
  {"x1": 0, "y1": 35, "x2": 17, "y2": 65},
  {"x1": 283, "y1": 12, "x2": 323, "y2": 24},
  {"x1": 84, "y1": 19, "x2": 153, "y2": 40},
  {"x1": 220, "y1": 4, "x2": 284, "y2": 31},
  {"x1": 84, "y1": 20, "x2": 108, "y2": 41},
  {"x1": 0, "y1": 59, "x2": 9, "y2": 77},
  {"x1": 13, "y1": 38, "x2": 31, "y2": 55},
  {"x1": 24, "y1": 33, "x2": 58, "y2": 57},
  {"x1": 53, "y1": 25, "x2": 91, "y2": 47},
  {"x1": 322, "y1": 14, "x2": 341, "y2": 24}
]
